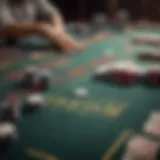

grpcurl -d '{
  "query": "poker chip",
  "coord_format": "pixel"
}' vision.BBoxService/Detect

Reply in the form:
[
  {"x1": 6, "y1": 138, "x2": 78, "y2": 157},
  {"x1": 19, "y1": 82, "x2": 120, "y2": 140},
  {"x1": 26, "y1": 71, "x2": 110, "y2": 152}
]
[
  {"x1": 95, "y1": 64, "x2": 112, "y2": 75},
  {"x1": 139, "y1": 51, "x2": 160, "y2": 60},
  {"x1": 111, "y1": 61, "x2": 141, "y2": 84},
  {"x1": 26, "y1": 93, "x2": 46, "y2": 109},
  {"x1": 0, "y1": 96, "x2": 21, "y2": 122},
  {"x1": 23, "y1": 65, "x2": 39, "y2": 86},
  {"x1": 23, "y1": 66, "x2": 52, "y2": 91},
  {"x1": 145, "y1": 65, "x2": 160, "y2": 86},
  {"x1": 24, "y1": 65, "x2": 38, "y2": 77},
  {"x1": 0, "y1": 123, "x2": 17, "y2": 138},
  {"x1": 38, "y1": 69, "x2": 52, "y2": 89},
  {"x1": 94, "y1": 61, "x2": 143, "y2": 84},
  {"x1": 133, "y1": 34, "x2": 160, "y2": 45},
  {"x1": 139, "y1": 52, "x2": 150, "y2": 59},
  {"x1": 94, "y1": 63, "x2": 114, "y2": 81},
  {"x1": 74, "y1": 88, "x2": 88, "y2": 98},
  {"x1": 0, "y1": 122, "x2": 18, "y2": 147}
]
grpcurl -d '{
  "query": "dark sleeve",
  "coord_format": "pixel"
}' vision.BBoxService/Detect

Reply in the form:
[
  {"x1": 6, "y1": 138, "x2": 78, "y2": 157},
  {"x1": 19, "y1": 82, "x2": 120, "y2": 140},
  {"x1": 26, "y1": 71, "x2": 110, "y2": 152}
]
[{"x1": 0, "y1": 0, "x2": 15, "y2": 27}]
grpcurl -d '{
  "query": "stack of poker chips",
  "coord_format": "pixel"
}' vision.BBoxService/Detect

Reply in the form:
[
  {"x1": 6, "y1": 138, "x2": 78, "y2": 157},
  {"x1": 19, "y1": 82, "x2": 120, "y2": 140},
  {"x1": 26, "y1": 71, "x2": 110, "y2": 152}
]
[
  {"x1": 21, "y1": 66, "x2": 50, "y2": 111},
  {"x1": 132, "y1": 35, "x2": 160, "y2": 46},
  {"x1": 22, "y1": 66, "x2": 51, "y2": 111},
  {"x1": 0, "y1": 95, "x2": 22, "y2": 122},
  {"x1": 22, "y1": 65, "x2": 52, "y2": 91},
  {"x1": 145, "y1": 65, "x2": 160, "y2": 86},
  {"x1": 139, "y1": 51, "x2": 160, "y2": 61},
  {"x1": 94, "y1": 61, "x2": 160, "y2": 86},
  {"x1": 0, "y1": 65, "x2": 52, "y2": 148},
  {"x1": 94, "y1": 61, "x2": 143, "y2": 85},
  {"x1": 0, "y1": 95, "x2": 20, "y2": 148},
  {"x1": 0, "y1": 122, "x2": 18, "y2": 148}
]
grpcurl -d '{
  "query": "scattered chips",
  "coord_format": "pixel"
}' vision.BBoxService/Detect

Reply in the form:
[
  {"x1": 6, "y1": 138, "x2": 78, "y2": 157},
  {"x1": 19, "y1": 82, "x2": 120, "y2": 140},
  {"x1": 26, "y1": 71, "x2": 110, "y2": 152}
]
[{"x1": 23, "y1": 66, "x2": 52, "y2": 90}]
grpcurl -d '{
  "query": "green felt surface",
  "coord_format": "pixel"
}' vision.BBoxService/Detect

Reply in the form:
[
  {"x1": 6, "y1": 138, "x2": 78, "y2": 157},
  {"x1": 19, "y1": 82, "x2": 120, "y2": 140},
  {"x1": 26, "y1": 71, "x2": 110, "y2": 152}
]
[{"x1": 0, "y1": 26, "x2": 160, "y2": 160}]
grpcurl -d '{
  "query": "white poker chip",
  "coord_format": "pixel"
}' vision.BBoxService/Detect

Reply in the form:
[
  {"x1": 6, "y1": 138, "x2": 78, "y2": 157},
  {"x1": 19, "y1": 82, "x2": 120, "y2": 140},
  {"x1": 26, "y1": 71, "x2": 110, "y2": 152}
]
[
  {"x1": 95, "y1": 64, "x2": 112, "y2": 75},
  {"x1": 112, "y1": 61, "x2": 140, "y2": 73},
  {"x1": 0, "y1": 123, "x2": 17, "y2": 139},
  {"x1": 74, "y1": 88, "x2": 88, "y2": 98},
  {"x1": 26, "y1": 93, "x2": 45, "y2": 107}
]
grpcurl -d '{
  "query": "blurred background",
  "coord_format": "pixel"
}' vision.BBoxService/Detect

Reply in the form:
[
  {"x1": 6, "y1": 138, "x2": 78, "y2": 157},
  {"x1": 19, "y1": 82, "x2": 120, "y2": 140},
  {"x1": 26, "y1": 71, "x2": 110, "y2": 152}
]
[{"x1": 52, "y1": 0, "x2": 160, "y2": 22}]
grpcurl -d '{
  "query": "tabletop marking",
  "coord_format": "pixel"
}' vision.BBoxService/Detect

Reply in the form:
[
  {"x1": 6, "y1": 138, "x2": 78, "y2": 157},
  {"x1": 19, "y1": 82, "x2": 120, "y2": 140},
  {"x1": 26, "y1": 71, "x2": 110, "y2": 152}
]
[
  {"x1": 55, "y1": 58, "x2": 69, "y2": 67},
  {"x1": 39, "y1": 58, "x2": 69, "y2": 69},
  {"x1": 102, "y1": 129, "x2": 134, "y2": 160},
  {"x1": 25, "y1": 148, "x2": 58, "y2": 160},
  {"x1": 66, "y1": 55, "x2": 113, "y2": 83},
  {"x1": 6, "y1": 69, "x2": 24, "y2": 80},
  {"x1": 68, "y1": 65, "x2": 85, "y2": 77},
  {"x1": 89, "y1": 56, "x2": 109, "y2": 67},
  {"x1": 47, "y1": 95, "x2": 128, "y2": 118},
  {"x1": 103, "y1": 101, "x2": 128, "y2": 118}
]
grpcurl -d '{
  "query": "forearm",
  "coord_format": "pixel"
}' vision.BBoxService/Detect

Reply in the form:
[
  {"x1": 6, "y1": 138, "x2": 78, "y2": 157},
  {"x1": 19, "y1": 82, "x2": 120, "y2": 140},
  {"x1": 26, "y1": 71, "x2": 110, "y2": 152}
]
[{"x1": 0, "y1": 22, "x2": 41, "y2": 38}]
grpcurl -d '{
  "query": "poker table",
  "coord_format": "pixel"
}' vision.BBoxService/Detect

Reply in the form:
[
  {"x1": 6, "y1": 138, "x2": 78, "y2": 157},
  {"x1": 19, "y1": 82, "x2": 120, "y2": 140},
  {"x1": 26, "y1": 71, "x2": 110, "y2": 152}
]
[{"x1": 0, "y1": 24, "x2": 160, "y2": 160}]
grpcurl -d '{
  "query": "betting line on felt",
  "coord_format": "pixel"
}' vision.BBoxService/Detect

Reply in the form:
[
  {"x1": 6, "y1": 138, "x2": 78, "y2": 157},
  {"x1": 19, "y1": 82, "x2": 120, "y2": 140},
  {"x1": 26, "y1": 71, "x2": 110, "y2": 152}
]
[{"x1": 102, "y1": 129, "x2": 134, "y2": 160}]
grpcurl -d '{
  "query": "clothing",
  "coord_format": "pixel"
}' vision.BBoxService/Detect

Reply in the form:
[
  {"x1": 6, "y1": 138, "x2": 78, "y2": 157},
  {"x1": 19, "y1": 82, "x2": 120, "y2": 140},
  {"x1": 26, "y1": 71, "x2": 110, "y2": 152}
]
[{"x1": 0, "y1": 0, "x2": 58, "y2": 26}]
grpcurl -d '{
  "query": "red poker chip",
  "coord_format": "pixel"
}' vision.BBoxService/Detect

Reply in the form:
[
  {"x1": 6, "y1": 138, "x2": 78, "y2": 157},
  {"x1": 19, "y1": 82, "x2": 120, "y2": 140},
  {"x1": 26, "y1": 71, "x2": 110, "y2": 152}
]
[
  {"x1": 139, "y1": 52, "x2": 152, "y2": 59},
  {"x1": 146, "y1": 67, "x2": 160, "y2": 85},
  {"x1": 140, "y1": 52, "x2": 160, "y2": 60},
  {"x1": 30, "y1": 82, "x2": 42, "y2": 91},
  {"x1": 113, "y1": 69, "x2": 138, "y2": 84},
  {"x1": 110, "y1": 62, "x2": 141, "y2": 85}
]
